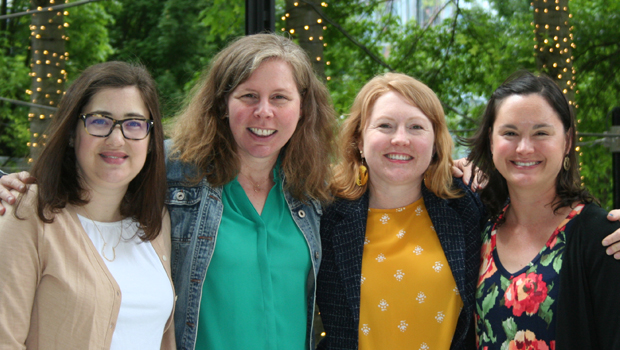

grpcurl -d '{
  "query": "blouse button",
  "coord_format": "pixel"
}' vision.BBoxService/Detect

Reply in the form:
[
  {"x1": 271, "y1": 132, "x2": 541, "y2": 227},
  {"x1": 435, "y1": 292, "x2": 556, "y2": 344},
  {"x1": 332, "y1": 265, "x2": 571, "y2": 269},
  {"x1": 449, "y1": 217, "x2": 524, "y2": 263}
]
[
  {"x1": 298, "y1": 210, "x2": 306, "y2": 218},
  {"x1": 163, "y1": 255, "x2": 167, "y2": 261},
  {"x1": 175, "y1": 191, "x2": 185, "y2": 201},
  {"x1": 315, "y1": 251, "x2": 320, "y2": 259},
  {"x1": 116, "y1": 291, "x2": 120, "y2": 296}
]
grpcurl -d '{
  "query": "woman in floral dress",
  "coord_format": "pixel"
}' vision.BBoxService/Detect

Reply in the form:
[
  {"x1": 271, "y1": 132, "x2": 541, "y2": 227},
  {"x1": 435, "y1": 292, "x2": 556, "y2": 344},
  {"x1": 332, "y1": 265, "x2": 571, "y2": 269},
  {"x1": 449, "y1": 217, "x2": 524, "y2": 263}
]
[{"x1": 466, "y1": 71, "x2": 620, "y2": 349}]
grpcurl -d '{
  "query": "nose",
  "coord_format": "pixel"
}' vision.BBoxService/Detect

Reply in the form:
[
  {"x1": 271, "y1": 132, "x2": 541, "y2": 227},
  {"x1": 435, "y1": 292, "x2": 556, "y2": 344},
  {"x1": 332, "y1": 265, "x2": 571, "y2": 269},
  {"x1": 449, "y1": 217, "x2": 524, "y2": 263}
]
[
  {"x1": 391, "y1": 126, "x2": 410, "y2": 146},
  {"x1": 254, "y1": 98, "x2": 274, "y2": 118},
  {"x1": 105, "y1": 125, "x2": 125, "y2": 146},
  {"x1": 516, "y1": 137, "x2": 533, "y2": 154}
]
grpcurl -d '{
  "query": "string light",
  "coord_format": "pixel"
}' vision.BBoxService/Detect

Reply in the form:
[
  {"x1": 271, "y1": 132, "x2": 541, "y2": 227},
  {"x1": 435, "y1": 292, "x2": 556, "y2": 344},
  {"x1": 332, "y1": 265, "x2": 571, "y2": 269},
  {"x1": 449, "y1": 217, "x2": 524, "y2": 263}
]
[
  {"x1": 26, "y1": 5, "x2": 67, "y2": 159},
  {"x1": 282, "y1": 1, "x2": 330, "y2": 80}
]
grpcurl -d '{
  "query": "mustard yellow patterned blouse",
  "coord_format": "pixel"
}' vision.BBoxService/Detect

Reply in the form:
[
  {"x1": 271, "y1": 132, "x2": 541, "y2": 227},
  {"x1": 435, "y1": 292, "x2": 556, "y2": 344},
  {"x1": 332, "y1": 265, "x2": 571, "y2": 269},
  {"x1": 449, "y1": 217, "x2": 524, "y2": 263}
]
[{"x1": 359, "y1": 198, "x2": 463, "y2": 350}]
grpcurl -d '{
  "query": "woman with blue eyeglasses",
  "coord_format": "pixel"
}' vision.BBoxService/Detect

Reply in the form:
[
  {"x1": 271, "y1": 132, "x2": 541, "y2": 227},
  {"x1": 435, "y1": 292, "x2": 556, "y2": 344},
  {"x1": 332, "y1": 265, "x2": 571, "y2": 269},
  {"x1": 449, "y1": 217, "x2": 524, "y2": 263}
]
[{"x1": 0, "y1": 61, "x2": 175, "y2": 349}]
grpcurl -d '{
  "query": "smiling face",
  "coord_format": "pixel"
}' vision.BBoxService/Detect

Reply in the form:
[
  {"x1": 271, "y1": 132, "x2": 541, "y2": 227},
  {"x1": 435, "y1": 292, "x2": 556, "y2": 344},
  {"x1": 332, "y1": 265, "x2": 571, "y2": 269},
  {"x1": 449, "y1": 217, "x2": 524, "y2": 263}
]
[
  {"x1": 227, "y1": 58, "x2": 302, "y2": 166},
  {"x1": 490, "y1": 93, "x2": 569, "y2": 194},
  {"x1": 74, "y1": 86, "x2": 150, "y2": 194},
  {"x1": 360, "y1": 91, "x2": 435, "y2": 193}
]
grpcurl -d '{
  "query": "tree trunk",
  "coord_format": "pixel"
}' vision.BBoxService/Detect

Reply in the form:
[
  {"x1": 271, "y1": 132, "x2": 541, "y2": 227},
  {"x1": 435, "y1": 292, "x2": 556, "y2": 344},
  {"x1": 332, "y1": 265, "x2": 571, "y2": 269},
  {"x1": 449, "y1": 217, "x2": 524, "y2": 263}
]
[
  {"x1": 284, "y1": 0, "x2": 325, "y2": 79},
  {"x1": 533, "y1": 0, "x2": 575, "y2": 104},
  {"x1": 28, "y1": 0, "x2": 66, "y2": 162}
]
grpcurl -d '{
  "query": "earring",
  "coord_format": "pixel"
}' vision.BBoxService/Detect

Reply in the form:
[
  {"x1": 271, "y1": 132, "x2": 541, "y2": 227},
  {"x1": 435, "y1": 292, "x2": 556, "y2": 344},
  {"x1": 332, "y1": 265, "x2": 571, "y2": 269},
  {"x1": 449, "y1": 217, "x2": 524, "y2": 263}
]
[
  {"x1": 356, "y1": 150, "x2": 368, "y2": 187},
  {"x1": 563, "y1": 156, "x2": 570, "y2": 171}
]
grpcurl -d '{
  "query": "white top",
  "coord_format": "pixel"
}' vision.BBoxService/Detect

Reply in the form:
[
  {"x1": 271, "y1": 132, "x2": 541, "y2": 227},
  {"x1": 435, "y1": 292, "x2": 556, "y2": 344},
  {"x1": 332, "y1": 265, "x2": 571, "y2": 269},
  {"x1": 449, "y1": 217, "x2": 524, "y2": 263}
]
[{"x1": 78, "y1": 215, "x2": 174, "y2": 350}]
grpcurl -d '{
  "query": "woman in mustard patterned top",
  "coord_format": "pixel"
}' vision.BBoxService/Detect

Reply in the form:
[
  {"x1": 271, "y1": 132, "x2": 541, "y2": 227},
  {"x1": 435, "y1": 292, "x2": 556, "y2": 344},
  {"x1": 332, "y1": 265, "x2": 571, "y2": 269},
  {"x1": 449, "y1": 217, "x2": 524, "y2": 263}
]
[
  {"x1": 466, "y1": 72, "x2": 620, "y2": 349},
  {"x1": 316, "y1": 72, "x2": 486, "y2": 350}
]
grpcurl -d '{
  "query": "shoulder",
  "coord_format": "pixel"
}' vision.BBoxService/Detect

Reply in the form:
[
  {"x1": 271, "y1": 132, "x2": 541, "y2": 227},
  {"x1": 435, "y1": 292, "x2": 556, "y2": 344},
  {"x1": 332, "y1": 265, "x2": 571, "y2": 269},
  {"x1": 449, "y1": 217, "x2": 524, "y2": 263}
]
[
  {"x1": 164, "y1": 139, "x2": 202, "y2": 184},
  {"x1": 321, "y1": 194, "x2": 368, "y2": 232},
  {"x1": 324, "y1": 193, "x2": 368, "y2": 219},
  {"x1": 9, "y1": 185, "x2": 39, "y2": 219},
  {"x1": 571, "y1": 203, "x2": 620, "y2": 240},
  {"x1": 423, "y1": 178, "x2": 484, "y2": 219}
]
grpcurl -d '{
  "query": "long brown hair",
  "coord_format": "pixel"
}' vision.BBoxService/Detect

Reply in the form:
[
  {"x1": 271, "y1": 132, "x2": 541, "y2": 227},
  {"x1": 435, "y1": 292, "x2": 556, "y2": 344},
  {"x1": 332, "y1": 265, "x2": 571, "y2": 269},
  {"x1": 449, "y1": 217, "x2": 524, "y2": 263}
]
[
  {"x1": 169, "y1": 33, "x2": 337, "y2": 204},
  {"x1": 332, "y1": 72, "x2": 461, "y2": 200},
  {"x1": 17, "y1": 61, "x2": 167, "y2": 241}
]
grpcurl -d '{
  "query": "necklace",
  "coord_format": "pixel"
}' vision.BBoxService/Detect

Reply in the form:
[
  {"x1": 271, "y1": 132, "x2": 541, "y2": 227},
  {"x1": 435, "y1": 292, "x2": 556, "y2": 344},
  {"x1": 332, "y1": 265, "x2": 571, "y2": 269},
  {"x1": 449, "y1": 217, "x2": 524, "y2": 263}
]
[
  {"x1": 239, "y1": 172, "x2": 272, "y2": 193},
  {"x1": 83, "y1": 208, "x2": 123, "y2": 262}
]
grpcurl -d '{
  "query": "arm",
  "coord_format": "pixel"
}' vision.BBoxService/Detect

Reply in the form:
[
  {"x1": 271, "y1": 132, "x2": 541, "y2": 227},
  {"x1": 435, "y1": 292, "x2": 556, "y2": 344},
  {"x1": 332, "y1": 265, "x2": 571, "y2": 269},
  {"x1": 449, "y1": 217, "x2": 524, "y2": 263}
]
[
  {"x1": 0, "y1": 192, "x2": 41, "y2": 348},
  {"x1": 556, "y1": 205, "x2": 620, "y2": 349},
  {"x1": 0, "y1": 172, "x2": 35, "y2": 215}
]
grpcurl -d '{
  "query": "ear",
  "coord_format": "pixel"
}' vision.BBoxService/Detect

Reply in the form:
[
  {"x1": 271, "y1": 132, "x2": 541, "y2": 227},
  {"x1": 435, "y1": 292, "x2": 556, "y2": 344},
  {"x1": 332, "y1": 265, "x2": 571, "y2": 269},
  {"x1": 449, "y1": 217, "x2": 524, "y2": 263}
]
[{"x1": 564, "y1": 127, "x2": 574, "y2": 155}]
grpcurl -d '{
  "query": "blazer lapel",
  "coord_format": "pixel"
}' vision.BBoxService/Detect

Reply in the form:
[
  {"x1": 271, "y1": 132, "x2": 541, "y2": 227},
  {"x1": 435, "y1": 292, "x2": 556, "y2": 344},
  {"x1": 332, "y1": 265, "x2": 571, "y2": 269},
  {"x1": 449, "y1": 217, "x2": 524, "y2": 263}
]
[{"x1": 329, "y1": 193, "x2": 369, "y2": 325}]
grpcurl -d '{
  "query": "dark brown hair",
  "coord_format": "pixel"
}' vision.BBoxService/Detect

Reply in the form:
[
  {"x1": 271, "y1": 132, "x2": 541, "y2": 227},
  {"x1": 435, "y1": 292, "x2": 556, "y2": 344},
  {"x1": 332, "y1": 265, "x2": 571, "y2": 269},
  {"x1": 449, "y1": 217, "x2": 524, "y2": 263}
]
[
  {"x1": 18, "y1": 61, "x2": 167, "y2": 241},
  {"x1": 465, "y1": 71, "x2": 594, "y2": 221},
  {"x1": 169, "y1": 33, "x2": 337, "y2": 204}
]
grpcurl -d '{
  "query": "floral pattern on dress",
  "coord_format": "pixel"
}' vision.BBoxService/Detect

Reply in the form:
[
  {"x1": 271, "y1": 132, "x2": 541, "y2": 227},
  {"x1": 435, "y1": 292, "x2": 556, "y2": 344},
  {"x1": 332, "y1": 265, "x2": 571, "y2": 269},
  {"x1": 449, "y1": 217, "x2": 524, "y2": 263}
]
[{"x1": 475, "y1": 204, "x2": 583, "y2": 350}]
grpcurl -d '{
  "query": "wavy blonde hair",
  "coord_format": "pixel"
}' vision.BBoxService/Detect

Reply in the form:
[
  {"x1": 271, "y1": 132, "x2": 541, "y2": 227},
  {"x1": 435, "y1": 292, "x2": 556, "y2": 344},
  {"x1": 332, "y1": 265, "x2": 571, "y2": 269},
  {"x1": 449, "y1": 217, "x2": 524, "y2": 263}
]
[
  {"x1": 332, "y1": 72, "x2": 461, "y2": 200},
  {"x1": 169, "y1": 33, "x2": 336, "y2": 203}
]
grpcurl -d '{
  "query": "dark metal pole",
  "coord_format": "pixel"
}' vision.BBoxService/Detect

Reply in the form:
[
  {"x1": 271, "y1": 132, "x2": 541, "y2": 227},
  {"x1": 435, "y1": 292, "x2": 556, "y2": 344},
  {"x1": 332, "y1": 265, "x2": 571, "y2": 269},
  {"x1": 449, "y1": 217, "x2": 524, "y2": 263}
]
[
  {"x1": 245, "y1": 0, "x2": 275, "y2": 35},
  {"x1": 612, "y1": 107, "x2": 620, "y2": 208}
]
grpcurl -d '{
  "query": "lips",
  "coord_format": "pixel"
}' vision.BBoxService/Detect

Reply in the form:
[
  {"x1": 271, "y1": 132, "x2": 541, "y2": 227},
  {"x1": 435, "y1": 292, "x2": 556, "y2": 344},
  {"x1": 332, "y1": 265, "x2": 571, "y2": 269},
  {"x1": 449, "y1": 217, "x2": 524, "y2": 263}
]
[
  {"x1": 100, "y1": 152, "x2": 128, "y2": 164},
  {"x1": 249, "y1": 127, "x2": 276, "y2": 137}
]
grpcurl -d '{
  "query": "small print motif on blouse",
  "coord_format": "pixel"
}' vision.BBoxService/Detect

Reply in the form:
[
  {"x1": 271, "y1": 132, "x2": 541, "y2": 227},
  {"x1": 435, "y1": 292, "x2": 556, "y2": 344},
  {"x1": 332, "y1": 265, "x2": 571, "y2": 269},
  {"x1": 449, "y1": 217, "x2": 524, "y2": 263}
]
[
  {"x1": 360, "y1": 199, "x2": 463, "y2": 350},
  {"x1": 475, "y1": 204, "x2": 584, "y2": 350}
]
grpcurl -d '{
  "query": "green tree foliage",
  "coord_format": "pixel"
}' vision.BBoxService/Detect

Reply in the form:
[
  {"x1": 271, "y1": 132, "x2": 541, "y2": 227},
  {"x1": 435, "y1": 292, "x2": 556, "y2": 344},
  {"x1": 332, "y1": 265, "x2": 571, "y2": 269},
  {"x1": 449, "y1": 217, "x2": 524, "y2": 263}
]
[{"x1": 109, "y1": 0, "x2": 244, "y2": 117}]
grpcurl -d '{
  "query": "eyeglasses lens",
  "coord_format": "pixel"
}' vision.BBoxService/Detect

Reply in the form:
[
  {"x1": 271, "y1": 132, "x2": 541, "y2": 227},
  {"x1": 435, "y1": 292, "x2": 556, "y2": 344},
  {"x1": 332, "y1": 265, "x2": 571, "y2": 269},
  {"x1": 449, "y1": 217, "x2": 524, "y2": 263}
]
[{"x1": 84, "y1": 115, "x2": 150, "y2": 139}]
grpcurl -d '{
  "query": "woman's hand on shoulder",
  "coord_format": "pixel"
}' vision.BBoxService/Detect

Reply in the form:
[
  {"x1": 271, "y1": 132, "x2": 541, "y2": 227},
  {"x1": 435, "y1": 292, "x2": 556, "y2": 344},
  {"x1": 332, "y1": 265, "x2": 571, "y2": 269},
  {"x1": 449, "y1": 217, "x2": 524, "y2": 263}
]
[
  {"x1": 0, "y1": 171, "x2": 35, "y2": 215},
  {"x1": 603, "y1": 209, "x2": 620, "y2": 259},
  {"x1": 452, "y1": 158, "x2": 486, "y2": 192}
]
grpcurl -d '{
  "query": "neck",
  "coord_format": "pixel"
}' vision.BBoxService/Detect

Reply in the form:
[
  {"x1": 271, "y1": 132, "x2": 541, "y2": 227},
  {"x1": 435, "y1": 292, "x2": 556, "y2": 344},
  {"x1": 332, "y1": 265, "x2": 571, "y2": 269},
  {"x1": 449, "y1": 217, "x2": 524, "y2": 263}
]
[
  {"x1": 81, "y1": 187, "x2": 126, "y2": 222},
  {"x1": 505, "y1": 185, "x2": 566, "y2": 226},
  {"x1": 238, "y1": 154, "x2": 278, "y2": 184},
  {"x1": 368, "y1": 180, "x2": 423, "y2": 209}
]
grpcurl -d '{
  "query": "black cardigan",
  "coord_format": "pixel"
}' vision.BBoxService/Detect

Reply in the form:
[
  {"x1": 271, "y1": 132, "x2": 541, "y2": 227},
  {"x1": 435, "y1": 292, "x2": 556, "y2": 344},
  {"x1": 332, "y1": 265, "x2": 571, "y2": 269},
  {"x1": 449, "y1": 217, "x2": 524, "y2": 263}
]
[
  {"x1": 556, "y1": 203, "x2": 620, "y2": 349},
  {"x1": 316, "y1": 179, "x2": 484, "y2": 350}
]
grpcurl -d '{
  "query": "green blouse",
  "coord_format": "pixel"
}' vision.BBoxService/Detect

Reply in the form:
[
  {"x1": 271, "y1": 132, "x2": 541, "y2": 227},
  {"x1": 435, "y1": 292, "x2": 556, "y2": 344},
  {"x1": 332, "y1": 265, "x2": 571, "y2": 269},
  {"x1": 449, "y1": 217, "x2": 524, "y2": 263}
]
[{"x1": 195, "y1": 166, "x2": 311, "y2": 349}]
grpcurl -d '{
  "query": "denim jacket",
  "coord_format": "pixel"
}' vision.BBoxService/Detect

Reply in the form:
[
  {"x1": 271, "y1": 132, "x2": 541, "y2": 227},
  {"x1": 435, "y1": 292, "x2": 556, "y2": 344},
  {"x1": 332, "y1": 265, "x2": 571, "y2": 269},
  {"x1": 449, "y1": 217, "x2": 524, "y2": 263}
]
[{"x1": 164, "y1": 140, "x2": 322, "y2": 350}]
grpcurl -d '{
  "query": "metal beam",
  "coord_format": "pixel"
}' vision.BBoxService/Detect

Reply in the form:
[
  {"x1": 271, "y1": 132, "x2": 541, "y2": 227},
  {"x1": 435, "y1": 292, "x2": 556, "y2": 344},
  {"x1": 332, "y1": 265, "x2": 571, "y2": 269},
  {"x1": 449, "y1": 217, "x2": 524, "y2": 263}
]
[{"x1": 245, "y1": 0, "x2": 275, "y2": 35}]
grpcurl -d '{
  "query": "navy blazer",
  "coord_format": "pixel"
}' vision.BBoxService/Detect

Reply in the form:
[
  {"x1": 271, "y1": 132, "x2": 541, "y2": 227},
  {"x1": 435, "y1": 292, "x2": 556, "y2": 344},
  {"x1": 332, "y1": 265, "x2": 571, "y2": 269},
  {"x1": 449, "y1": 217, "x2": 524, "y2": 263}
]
[{"x1": 316, "y1": 179, "x2": 484, "y2": 350}]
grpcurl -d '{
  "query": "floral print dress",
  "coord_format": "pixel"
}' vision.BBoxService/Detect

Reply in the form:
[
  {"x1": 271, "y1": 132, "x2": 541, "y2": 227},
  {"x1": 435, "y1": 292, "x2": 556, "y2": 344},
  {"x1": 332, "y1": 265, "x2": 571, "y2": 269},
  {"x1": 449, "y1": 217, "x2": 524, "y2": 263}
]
[{"x1": 475, "y1": 204, "x2": 584, "y2": 350}]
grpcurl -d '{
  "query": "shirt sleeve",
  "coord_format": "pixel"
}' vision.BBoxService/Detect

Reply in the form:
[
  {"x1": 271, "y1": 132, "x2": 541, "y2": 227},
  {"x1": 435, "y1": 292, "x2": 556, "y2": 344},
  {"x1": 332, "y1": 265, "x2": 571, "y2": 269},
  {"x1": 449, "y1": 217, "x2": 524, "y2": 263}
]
[
  {"x1": 0, "y1": 192, "x2": 42, "y2": 348},
  {"x1": 556, "y1": 204, "x2": 620, "y2": 349}
]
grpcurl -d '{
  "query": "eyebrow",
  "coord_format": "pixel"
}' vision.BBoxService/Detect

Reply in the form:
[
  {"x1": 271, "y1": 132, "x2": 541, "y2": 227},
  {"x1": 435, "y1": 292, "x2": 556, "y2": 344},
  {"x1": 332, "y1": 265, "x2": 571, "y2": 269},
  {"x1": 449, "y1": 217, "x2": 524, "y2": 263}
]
[
  {"x1": 499, "y1": 123, "x2": 553, "y2": 129},
  {"x1": 88, "y1": 111, "x2": 147, "y2": 119}
]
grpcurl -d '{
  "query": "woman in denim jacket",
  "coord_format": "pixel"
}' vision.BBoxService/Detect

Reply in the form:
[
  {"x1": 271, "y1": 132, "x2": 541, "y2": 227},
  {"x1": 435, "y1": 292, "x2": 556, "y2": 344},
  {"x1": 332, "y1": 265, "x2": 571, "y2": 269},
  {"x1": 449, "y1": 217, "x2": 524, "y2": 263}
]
[{"x1": 164, "y1": 34, "x2": 336, "y2": 350}]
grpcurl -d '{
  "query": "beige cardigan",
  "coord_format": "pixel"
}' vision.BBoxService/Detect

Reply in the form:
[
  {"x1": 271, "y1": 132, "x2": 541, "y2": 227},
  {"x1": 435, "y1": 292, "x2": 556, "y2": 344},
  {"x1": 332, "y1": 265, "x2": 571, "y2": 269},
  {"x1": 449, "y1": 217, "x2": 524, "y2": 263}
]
[{"x1": 0, "y1": 187, "x2": 176, "y2": 349}]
